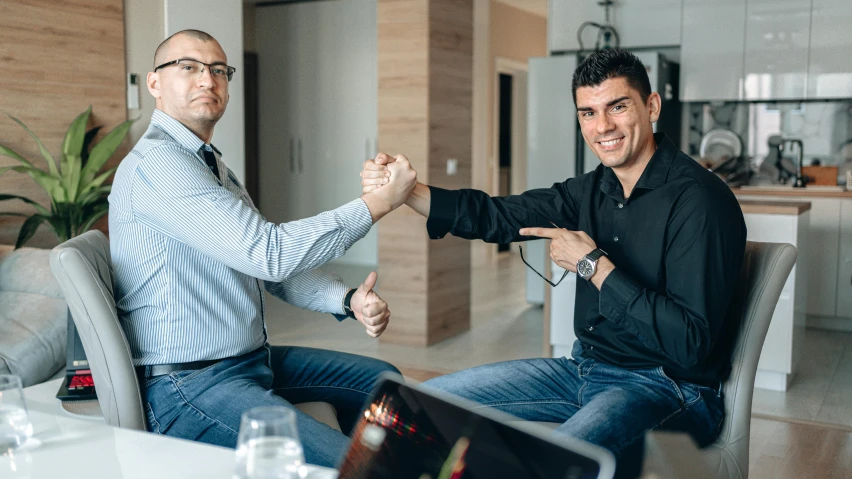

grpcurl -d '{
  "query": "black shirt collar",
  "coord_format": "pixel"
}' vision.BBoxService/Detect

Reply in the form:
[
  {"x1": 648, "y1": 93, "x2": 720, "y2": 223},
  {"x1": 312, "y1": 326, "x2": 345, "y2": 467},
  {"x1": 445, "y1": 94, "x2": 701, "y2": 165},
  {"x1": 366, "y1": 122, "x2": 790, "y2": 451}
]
[{"x1": 600, "y1": 132, "x2": 677, "y2": 200}]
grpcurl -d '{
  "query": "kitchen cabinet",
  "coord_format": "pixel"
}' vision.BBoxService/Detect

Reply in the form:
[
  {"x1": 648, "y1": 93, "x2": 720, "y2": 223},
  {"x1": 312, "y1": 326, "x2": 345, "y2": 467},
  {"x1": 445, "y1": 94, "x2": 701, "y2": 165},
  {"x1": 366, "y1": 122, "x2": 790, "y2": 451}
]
[
  {"x1": 807, "y1": 0, "x2": 852, "y2": 99},
  {"x1": 256, "y1": 0, "x2": 378, "y2": 266},
  {"x1": 742, "y1": 0, "x2": 811, "y2": 100},
  {"x1": 743, "y1": 209, "x2": 809, "y2": 391},
  {"x1": 802, "y1": 199, "x2": 841, "y2": 318},
  {"x1": 548, "y1": 0, "x2": 681, "y2": 53},
  {"x1": 680, "y1": 0, "x2": 747, "y2": 101},
  {"x1": 837, "y1": 200, "x2": 852, "y2": 319}
]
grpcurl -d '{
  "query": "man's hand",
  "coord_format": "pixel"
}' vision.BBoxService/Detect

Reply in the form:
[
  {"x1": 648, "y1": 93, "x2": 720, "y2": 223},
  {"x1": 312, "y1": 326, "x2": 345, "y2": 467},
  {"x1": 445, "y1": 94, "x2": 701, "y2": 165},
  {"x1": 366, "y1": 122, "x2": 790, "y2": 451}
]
[
  {"x1": 360, "y1": 153, "x2": 417, "y2": 223},
  {"x1": 518, "y1": 227, "x2": 598, "y2": 273},
  {"x1": 350, "y1": 271, "x2": 390, "y2": 338},
  {"x1": 519, "y1": 227, "x2": 614, "y2": 288},
  {"x1": 361, "y1": 153, "x2": 432, "y2": 217}
]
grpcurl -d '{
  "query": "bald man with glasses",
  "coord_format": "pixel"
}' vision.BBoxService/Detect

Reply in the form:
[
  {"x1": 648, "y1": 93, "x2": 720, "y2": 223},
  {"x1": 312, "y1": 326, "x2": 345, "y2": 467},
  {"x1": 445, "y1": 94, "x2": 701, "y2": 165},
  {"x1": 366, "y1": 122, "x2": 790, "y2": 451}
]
[{"x1": 108, "y1": 29, "x2": 415, "y2": 467}]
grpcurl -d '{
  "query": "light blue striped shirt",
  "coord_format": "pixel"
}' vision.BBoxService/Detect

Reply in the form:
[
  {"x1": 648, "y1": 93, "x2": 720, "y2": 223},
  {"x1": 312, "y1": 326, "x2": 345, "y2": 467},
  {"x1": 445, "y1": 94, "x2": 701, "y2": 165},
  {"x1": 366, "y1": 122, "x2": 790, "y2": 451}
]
[{"x1": 109, "y1": 109, "x2": 372, "y2": 365}]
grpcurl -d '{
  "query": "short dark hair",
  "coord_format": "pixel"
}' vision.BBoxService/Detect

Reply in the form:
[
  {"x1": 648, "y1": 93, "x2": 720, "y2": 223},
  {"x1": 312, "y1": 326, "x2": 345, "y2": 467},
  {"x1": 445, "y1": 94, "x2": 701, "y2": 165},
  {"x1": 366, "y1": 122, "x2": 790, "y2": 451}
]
[
  {"x1": 154, "y1": 29, "x2": 217, "y2": 68},
  {"x1": 571, "y1": 49, "x2": 652, "y2": 105}
]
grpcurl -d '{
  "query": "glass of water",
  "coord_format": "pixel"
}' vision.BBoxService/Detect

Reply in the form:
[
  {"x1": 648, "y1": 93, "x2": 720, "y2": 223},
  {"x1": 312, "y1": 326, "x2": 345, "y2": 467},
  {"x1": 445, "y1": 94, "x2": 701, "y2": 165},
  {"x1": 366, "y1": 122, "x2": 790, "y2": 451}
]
[
  {"x1": 234, "y1": 406, "x2": 307, "y2": 479},
  {"x1": 0, "y1": 375, "x2": 32, "y2": 450}
]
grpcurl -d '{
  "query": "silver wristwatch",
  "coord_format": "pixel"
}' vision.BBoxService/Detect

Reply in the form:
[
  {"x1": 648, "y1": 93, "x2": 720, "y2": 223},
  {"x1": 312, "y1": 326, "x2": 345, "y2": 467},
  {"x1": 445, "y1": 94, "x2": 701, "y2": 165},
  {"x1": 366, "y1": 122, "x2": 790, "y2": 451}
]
[{"x1": 577, "y1": 248, "x2": 607, "y2": 281}]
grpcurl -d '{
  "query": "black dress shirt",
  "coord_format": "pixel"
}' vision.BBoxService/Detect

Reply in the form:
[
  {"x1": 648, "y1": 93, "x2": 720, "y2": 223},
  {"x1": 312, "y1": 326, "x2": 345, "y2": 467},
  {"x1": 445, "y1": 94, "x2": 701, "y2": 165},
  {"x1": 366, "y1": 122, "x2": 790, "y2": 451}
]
[{"x1": 426, "y1": 133, "x2": 747, "y2": 387}]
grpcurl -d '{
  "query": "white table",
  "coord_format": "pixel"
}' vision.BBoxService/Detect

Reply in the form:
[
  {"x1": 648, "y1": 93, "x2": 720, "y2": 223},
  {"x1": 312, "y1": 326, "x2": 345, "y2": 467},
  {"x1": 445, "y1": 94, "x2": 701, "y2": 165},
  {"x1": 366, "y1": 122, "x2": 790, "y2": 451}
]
[{"x1": 2, "y1": 379, "x2": 336, "y2": 478}]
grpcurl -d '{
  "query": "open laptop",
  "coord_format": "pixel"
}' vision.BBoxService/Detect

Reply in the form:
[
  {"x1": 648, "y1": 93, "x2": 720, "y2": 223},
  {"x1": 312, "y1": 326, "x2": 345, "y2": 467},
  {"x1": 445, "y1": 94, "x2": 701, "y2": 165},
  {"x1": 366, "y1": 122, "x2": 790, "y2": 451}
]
[{"x1": 337, "y1": 374, "x2": 615, "y2": 479}]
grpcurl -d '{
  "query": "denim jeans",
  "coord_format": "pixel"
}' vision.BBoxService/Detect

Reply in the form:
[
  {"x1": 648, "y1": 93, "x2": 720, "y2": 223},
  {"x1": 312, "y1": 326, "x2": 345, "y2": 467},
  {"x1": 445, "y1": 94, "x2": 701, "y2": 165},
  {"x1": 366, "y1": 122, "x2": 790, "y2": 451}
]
[
  {"x1": 423, "y1": 341, "x2": 724, "y2": 478},
  {"x1": 140, "y1": 346, "x2": 399, "y2": 468}
]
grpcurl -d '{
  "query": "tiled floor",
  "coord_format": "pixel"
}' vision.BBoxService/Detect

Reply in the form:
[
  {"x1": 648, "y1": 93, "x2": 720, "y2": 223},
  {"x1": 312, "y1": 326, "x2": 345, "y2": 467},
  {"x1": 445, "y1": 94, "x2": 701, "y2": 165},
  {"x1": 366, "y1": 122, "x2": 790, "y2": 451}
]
[{"x1": 266, "y1": 251, "x2": 852, "y2": 431}]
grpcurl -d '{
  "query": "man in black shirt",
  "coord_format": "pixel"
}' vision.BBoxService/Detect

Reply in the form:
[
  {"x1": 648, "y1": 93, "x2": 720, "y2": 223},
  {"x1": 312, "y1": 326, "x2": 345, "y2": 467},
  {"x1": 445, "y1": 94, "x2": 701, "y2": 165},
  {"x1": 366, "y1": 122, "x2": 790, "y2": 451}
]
[{"x1": 361, "y1": 49, "x2": 746, "y2": 476}]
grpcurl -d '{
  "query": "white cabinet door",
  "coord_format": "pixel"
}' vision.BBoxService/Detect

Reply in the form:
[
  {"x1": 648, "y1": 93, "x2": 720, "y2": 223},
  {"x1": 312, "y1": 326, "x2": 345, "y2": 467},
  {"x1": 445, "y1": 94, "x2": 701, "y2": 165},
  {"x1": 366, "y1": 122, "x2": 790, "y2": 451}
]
[
  {"x1": 548, "y1": 0, "x2": 681, "y2": 52},
  {"x1": 807, "y1": 0, "x2": 852, "y2": 99},
  {"x1": 257, "y1": 5, "x2": 301, "y2": 224},
  {"x1": 313, "y1": 0, "x2": 378, "y2": 266},
  {"x1": 806, "y1": 199, "x2": 841, "y2": 318},
  {"x1": 743, "y1": 0, "x2": 811, "y2": 100},
  {"x1": 680, "y1": 0, "x2": 747, "y2": 101},
  {"x1": 836, "y1": 200, "x2": 852, "y2": 319}
]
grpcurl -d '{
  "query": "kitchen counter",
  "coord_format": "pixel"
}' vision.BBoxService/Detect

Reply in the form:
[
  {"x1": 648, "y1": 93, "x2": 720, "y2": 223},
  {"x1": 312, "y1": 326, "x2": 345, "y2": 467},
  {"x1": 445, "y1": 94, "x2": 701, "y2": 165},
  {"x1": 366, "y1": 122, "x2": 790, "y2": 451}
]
[
  {"x1": 731, "y1": 187, "x2": 852, "y2": 198},
  {"x1": 738, "y1": 200, "x2": 811, "y2": 215}
]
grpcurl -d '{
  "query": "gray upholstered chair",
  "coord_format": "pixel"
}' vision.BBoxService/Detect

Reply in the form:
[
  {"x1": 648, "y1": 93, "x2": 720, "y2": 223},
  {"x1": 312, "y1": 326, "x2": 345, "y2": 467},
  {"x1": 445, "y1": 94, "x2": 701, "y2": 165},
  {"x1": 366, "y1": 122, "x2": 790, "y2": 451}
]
[
  {"x1": 49, "y1": 230, "x2": 341, "y2": 432},
  {"x1": 535, "y1": 241, "x2": 797, "y2": 479},
  {"x1": 700, "y1": 241, "x2": 797, "y2": 479}
]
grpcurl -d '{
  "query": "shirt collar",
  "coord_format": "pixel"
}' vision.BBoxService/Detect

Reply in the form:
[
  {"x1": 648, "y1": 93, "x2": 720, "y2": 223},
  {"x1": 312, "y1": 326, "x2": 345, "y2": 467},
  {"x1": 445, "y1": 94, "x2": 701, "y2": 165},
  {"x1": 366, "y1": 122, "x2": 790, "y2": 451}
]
[
  {"x1": 150, "y1": 109, "x2": 219, "y2": 157},
  {"x1": 599, "y1": 132, "x2": 677, "y2": 199}
]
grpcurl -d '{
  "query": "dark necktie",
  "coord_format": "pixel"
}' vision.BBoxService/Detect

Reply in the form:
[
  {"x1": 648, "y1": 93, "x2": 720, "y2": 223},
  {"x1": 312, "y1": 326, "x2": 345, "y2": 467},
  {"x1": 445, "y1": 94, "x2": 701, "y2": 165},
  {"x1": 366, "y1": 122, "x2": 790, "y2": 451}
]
[{"x1": 201, "y1": 148, "x2": 220, "y2": 182}]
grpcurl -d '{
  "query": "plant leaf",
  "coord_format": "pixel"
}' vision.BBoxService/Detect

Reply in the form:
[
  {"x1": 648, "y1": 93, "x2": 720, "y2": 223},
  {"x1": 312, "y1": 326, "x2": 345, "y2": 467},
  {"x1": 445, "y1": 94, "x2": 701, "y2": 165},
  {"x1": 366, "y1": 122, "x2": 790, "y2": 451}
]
[
  {"x1": 77, "y1": 185, "x2": 111, "y2": 207},
  {"x1": 78, "y1": 201, "x2": 109, "y2": 235},
  {"x1": 25, "y1": 169, "x2": 65, "y2": 204},
  {"x1": 60, "y1": 107, "x2": 91, "y2": 177},
  {"x1": 4, "y1": 111, "x2": 57, "y2": 176},
  {"x1": 15, "y1": 214, "x2": 47, "y2": 249},
  {"x1": 81, "y1": 125, "x2": 103, "y2": 166},
  {"x1": 0, "y1": 165, "x2": 38, "y2": 176},
  {"x1": 64, "y1": 153, "x2": 82, "y2": 203},
  {"x1": 79, "y1": 166, "x2": 117, "y2": 198},
  {"x1": 81, "y1": 118, "x2": 134, "y2": 186},
  {"x1": 0, "y1": 143, "x2": 35, "y2": 168},
  {"x1": 0, "y1": 194, "x2": 50, "y2": 216},
  {"x1": 0, "y1": 212, "x2": 26, "y2": 217}
]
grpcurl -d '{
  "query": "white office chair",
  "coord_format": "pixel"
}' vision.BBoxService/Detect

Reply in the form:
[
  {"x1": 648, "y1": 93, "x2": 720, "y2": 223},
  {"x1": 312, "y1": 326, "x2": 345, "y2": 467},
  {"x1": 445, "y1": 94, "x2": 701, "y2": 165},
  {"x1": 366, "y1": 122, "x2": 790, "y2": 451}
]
[{"x1": 49, "y1": 230, "x2": 341, "y2": 432}]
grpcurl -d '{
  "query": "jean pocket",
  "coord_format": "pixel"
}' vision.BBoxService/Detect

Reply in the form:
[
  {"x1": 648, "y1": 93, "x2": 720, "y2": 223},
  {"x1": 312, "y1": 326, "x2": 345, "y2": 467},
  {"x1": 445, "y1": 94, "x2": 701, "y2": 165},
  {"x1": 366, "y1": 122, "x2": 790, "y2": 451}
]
[{"x1": 171, "y1": 363, "x2": 216, "y2": 387}]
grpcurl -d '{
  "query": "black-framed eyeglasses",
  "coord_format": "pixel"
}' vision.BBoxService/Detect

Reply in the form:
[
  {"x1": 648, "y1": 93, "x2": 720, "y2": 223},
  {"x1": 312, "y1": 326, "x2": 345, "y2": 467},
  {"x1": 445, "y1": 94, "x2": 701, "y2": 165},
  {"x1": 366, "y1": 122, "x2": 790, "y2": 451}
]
[
  {"x1": 154, "y1": 58, "x2": 236, "y2": 82},
  {"x1": 519, "y1": 245, "x2": 569, "y2": 287}
]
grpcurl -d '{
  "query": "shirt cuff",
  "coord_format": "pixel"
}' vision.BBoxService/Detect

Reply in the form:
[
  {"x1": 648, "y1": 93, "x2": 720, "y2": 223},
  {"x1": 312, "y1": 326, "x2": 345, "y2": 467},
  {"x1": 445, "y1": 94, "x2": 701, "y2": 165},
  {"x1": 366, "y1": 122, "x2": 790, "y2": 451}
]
[
  {"x1": 323, "y1": 278, "x2": 350, "y2": 321},
  {"x1": 426, "y1": 186, "x2": 459, "y2": 239},
  {"x1": 599, "y1": 267, "x2": 642, "y2": 322},
  {"x1": 339, "y1": 198, "x2": 373, "y2": 247}
]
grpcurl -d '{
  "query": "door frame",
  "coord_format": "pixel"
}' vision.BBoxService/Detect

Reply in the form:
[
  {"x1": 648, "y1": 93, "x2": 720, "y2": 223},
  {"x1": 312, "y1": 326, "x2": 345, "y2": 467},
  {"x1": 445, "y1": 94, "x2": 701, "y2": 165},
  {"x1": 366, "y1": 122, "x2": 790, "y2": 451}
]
[{"x1": 490, "y1": 57, "x2": 529, "y2": 257}]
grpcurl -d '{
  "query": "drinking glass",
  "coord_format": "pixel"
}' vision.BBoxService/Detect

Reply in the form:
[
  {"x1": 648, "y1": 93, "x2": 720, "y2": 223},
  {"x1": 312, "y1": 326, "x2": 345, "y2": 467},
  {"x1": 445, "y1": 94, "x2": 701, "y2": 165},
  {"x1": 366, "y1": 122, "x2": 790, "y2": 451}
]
[
  {"x1": 0, "y1": 375, "x2": 32, "y2": 450},
  {"x1": 234, "y1": 406, "x2": 307, "y2": 479}
]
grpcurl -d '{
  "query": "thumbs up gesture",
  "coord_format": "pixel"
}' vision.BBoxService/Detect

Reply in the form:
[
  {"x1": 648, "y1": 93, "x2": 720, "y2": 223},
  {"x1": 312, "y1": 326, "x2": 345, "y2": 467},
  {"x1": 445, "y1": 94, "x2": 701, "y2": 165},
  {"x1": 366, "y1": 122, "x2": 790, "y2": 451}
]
[{"x1": 350, "y1": 271, "x2": 391, "y2": 338}]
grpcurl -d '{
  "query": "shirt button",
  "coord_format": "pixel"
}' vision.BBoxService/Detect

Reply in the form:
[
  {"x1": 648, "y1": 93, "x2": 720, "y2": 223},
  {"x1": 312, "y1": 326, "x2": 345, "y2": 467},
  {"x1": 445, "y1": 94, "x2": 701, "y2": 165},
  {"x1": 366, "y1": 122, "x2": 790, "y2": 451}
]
[
  {"x1": 614, "y1": 236, "x2": 619, "y2": 242},
  {"x1": 617, "y1": 203, "x2": 624, "y2": 209},
  {"x1": 588, "y1": 326, "x2": 594, "y2": 332}
]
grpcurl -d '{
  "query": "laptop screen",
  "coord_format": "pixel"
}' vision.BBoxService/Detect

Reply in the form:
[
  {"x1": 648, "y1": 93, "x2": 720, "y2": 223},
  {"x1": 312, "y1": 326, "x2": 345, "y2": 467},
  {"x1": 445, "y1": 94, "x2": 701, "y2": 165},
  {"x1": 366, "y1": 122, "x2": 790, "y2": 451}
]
[{"x1": 338, "y1": 375, "x2": 613, "y2": 479}]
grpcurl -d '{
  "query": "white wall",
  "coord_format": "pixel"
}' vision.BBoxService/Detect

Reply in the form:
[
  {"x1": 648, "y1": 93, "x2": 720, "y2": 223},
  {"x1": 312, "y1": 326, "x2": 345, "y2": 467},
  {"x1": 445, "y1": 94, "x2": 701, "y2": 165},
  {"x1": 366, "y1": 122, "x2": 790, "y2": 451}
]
[
  {"x1": 124, "y1": 0, "x2": 164, "y2": 145},
  {"x1": 164, "y1": 0, "x2": 246, "y2": 183}
]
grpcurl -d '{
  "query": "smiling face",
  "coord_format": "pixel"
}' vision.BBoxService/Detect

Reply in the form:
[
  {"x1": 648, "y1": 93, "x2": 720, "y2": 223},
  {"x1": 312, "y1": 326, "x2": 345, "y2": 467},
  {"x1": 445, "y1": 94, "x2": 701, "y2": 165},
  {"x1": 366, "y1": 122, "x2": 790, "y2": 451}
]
[
  {"x1": 575, "y1": 76, "x2": 660, "y2": 171},
  {"x1": 147, "y1": 34, "x2": 229, "y2": 141}
]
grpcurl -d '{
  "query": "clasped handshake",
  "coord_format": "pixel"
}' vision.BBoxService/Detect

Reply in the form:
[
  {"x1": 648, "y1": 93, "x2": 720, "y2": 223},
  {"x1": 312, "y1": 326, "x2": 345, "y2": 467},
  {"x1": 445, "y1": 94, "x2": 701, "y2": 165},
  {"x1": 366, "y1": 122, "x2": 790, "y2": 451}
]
[{"x1": 358, "y1": 154, "x2": 607, "y2": 279}]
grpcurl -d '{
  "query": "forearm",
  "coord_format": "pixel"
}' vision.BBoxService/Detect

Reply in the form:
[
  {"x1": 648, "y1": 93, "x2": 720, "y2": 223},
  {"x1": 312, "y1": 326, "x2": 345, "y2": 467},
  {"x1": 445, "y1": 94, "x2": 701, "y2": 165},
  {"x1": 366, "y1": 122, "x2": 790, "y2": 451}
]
[
  {"x1": 265, "y1": 268, "x2": 348, "y2": 315},
  {"x1": 360, "y1": 193, "x2": 393, "y2": 224},
  {"x1": 405, "y1": 182, "x2": 430, "y2": 217}
]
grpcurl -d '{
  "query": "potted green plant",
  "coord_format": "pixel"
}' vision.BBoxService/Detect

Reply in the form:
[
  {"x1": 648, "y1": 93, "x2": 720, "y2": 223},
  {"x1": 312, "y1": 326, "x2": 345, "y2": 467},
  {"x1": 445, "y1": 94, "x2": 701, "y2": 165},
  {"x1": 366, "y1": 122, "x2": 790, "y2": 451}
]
[{"x1": 0, "y1": 107, "x2": 133, "y2": 247}]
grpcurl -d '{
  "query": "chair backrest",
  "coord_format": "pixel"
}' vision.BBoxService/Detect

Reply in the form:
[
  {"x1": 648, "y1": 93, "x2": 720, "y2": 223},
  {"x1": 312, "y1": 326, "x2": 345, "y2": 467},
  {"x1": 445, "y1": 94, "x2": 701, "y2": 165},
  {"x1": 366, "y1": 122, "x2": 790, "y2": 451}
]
[
  {"x1": 707, "y1": 241, "x2": 797, "y2": 479},
  {"x1": 49, "y1": 230, "x2": 146, "y2": 430}
]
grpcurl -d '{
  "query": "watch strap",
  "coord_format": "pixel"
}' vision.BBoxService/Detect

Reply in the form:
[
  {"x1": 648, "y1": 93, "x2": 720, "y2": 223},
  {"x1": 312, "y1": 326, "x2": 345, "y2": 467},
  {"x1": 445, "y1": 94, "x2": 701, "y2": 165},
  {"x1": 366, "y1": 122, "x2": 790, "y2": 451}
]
[
  {"x1": 343, "y1": 288, "x2": 357, "y2": 319},
  {"x1": 586, "y1": 248, "x2": 607, "y2": 262}
]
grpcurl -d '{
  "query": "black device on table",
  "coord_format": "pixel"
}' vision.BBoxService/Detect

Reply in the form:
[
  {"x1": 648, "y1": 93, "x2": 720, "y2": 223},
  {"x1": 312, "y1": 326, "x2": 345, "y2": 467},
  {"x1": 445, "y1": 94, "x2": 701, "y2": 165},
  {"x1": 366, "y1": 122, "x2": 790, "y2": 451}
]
[
  {"x1": 55, "y1": 313, "x2": 97, "y2": 401},
  {"x1": 337, "y1": 374, "x2": 615, "y2": 479}
]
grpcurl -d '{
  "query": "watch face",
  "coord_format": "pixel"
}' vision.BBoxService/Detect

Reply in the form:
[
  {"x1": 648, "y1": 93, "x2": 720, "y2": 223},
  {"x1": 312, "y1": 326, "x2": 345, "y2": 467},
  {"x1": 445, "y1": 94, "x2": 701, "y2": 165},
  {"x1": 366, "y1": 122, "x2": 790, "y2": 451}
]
[{"x1": 578, "y1": 260, "x2": 594, "y2": 279}]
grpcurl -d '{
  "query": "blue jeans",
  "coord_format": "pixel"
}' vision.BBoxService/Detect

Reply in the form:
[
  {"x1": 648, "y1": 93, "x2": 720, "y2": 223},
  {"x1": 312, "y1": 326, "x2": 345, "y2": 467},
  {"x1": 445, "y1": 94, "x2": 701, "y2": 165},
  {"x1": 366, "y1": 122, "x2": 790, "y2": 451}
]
[
  {"x1": 140, "y1": 346, "x2": 399, "y2": 468},
  {"x1": 423, "y1": 341, "x2": 724, "y2": 478}
]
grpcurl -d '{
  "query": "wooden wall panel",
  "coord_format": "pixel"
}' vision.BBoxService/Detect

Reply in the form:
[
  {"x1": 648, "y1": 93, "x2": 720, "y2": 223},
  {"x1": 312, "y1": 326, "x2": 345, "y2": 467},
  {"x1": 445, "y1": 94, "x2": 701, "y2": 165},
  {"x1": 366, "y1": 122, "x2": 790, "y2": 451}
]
[
  {"x1": 378, "y1": 0, "x2": 472, "y2": 346},
  {"x1": 0, "y1": 0, "x2": 127, "y2": 248}
]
